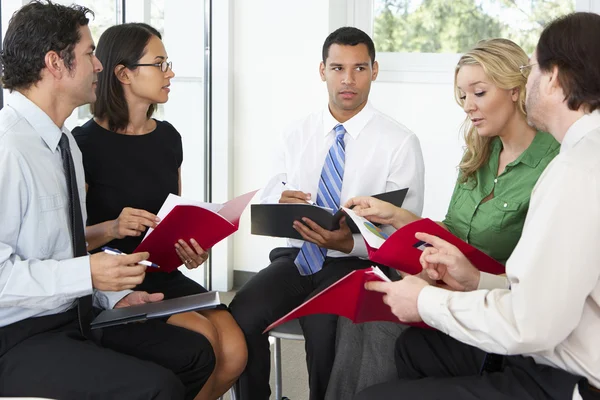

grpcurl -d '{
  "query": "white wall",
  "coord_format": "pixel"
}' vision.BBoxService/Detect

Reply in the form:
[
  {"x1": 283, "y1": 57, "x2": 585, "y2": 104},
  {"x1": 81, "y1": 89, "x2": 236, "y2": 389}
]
[{"x1": 232, "y1": 0, "x2": 330, "y2": 273}]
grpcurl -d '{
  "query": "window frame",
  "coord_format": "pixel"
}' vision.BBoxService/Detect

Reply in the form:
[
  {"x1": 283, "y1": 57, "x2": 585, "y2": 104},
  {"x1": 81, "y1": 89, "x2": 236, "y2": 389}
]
[{"x1": 331, "y1": 0, "x2": 596, "y2": 85}]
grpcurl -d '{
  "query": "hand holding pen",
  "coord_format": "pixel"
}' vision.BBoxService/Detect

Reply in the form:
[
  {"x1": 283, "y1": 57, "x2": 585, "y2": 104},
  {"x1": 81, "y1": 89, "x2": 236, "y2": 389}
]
[
  {"x1": 102, "y1": 246, "x2": 160, "y2": 268},
  {"x1": 279, "y1": 182, "x2": 317, "y2": 205}
]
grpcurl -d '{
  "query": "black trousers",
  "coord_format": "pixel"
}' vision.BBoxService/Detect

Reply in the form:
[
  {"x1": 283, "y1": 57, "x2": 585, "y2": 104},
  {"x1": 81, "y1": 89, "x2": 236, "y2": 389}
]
[
  {"x1": 0, "y1": 307, "x2": 216, "y2": 400},
  {"x1": 229, "y1": 247, "x2": 372, "y2": 400},
  {"x1": 355, "y1": 327, "x2": 597, "y2": 400}
]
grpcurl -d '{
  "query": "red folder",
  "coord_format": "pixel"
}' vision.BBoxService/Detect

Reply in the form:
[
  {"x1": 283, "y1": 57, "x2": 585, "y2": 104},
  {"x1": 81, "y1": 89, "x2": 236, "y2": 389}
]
[
  {"x1": 368, "y1": 218, "x2": 505, "y2": 275},
  {"x1": 135, "y1": 190, "x2": 258, "y2": 273},
  {"x1": 264, "y1": 267, "x2": 429, "y2": 333}
]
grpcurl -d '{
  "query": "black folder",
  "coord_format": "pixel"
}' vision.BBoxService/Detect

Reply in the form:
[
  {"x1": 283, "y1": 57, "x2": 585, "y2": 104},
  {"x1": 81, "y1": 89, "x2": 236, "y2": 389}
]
[
  {"x1": 251, "y1": 188, "x2": 408, "y2": 240},
  {"x1": 91, "y1": 292, "x2": 221, "y2": 329}
]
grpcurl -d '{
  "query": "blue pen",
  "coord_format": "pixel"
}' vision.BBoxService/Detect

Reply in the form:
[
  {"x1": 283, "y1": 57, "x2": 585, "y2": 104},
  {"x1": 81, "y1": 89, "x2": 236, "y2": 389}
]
[
  {"x1": 282, "y1": 182, "x2": 317, "y2": 206},
  {"x1": 101, "y1": 246, "x2": 160, "y2": 268}
]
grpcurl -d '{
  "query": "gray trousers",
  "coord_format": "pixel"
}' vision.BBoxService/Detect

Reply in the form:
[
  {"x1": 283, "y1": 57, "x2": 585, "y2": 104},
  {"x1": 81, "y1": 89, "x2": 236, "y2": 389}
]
[{"x1": 325, "y1": 317, "x2": 408, "y2": 399}]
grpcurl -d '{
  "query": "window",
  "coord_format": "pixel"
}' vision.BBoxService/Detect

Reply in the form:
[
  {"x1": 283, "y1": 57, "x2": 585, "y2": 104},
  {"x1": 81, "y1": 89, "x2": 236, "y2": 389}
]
[{"x1": 373, "y1": 0, "x2": 575, "y2": 55}]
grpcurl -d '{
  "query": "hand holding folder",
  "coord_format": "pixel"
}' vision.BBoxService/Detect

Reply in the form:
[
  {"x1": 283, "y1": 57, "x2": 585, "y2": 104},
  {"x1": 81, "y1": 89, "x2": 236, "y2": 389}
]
[
  {"x1": 342, "y1": 211, "x2": 505, "y2": 276},
  {"x1": 251, "y1": 188, "x2": 408, "y2": 240},
  {"x1": 264, "y1": 267, "x2": 429, "y2": 333},
  {"x1": 134, "y1": 190, "x2": 258, "y2": 273}
]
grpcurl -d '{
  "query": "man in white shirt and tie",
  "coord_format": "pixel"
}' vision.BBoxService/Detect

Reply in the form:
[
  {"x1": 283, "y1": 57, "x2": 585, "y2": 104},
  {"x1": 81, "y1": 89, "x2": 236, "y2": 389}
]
[
  {"x1": 358, "y1": 12, "x2": 600, "y2": 400},
  {"x1": 229, "y1": 27, "x2": 425, "y2": 400},
  {"x1": 0, "y1": 2, "x2": 215, "y2": 398}
]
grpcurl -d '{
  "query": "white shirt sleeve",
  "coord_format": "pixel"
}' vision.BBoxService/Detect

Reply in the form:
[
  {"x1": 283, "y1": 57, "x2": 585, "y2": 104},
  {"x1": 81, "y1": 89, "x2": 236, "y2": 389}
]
[
  {"x1": 0, "y1": 147, "x2": 92, "y2": 309},
  {"x1": 388, "y1": 133, "x2": 425, "y2": 217},
  {"x1": 417, "y1": 160, "x2": 600, "y2": 355}
]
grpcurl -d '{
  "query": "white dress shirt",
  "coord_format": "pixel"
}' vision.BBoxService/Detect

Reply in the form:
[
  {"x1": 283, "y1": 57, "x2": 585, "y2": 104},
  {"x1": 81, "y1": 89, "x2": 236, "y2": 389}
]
[
  {"x1": 418, "y1": 111, "x2": 600, "y2": 391},
  {"x1": 261, "y1": 102, "x2": 425, "y2": 258},
  {"x1": 0, "y1": 92, "x2": 129, "y2": 327}
]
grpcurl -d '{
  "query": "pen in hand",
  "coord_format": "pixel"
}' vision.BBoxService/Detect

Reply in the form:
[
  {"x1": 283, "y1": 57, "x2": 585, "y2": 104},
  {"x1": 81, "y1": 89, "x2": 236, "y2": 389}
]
[
  {"x1": 101, "y1": 246, "x2": 160, "y2": 268},
  {"x1": 282, "y1": 181, "x2": 318, "y2": 206}
]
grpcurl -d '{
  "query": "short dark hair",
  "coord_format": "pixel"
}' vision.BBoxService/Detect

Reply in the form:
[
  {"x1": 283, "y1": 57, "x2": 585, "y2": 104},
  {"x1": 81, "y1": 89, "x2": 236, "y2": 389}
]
[
  {"x1": 0, "y1": 0, "x2": 93, "y2": 91},
  {"x1": 322, "y1": 27, "x2": 376, "y2": 65},
  {"x1": 92, "y1": 23, "x2": 162, "y2": 132},
  {"x1": 537, "y1": 12, "x2": 600, "y2": 112}
]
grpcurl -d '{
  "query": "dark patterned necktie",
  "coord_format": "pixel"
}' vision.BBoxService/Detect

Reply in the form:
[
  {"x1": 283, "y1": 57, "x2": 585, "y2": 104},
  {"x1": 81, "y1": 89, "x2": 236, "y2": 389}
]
[{"x1": 58, "y1": 133, "x2": 92, "y2": 338}]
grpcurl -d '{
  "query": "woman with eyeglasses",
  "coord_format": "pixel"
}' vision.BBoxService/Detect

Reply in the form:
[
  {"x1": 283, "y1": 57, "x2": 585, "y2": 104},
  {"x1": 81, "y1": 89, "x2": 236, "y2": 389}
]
[
  {"x1": 325, "y1": 38, "x2": 559, "y2": 399},
  {"x1": 73, "y1": 23, "x2": 247, "y2": 400}
]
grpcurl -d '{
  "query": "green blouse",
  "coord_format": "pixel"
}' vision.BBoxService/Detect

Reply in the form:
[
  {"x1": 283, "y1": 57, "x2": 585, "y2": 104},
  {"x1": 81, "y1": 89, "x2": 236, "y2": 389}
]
[{"x1": 443, "y1": 131, "x2": 559, "y2": 264}]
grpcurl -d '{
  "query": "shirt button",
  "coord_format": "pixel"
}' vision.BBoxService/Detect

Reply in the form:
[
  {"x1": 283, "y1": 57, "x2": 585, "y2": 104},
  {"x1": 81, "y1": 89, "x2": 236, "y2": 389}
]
[
  {"x1": 503, "y1": 203, "x2": 508, "y2": 208},
  {"x1": 494, "y1": 178, "x2": 498, "y2": 183}
]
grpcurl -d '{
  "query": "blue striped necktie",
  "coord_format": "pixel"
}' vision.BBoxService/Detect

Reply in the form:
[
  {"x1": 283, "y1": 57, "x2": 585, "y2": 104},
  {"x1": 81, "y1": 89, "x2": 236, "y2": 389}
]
[{"x1": 294, "y1": 124, "x2": 346, "y2": 276}]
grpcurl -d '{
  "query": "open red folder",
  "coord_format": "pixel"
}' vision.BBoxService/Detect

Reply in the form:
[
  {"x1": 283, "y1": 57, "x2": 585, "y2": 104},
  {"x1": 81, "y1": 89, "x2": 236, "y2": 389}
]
[
  {"x1": 135, "y1": 190, "x2": 258, "y2": 273},
  {"x1": 264, "y1": 267, "x2": 429, "y2": 333},
  {"x1": 367, "y1": 218, "x2": 505, "y2": 275}
]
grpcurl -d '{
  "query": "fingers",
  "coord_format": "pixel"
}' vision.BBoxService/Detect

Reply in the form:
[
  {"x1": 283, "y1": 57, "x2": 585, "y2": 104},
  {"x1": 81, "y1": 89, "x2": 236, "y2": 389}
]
[
  {"x1": 422, "y1": 252, "x2": 457, "y2": 268},
  {"x1": 415, "y1": 232, "x2": 457, "y2": 252},
  {"x1": 138, "y1": 291, "x2": 164, "y2": 304},
  {"x1": 299, "y1": 217, "x2": 328, "y2": 235},
  {"x1": 364, "y1": 281, "x2": 392, "y2": 293},
  {"x1": 121, "y1": 208, "x2": 159, "y2": 228},
  {"x1": 280, "y1": 190, "x2": 312, "y2": 204},
  {"x1": 126, "y1": 208, "x2": 159, "y2": 222},
  {"x1": 293, "y1": 220, "x2": 324, "y2": 244},
  {"x1": 175, "y1": 239, "x2": 208, "y2": 269}
]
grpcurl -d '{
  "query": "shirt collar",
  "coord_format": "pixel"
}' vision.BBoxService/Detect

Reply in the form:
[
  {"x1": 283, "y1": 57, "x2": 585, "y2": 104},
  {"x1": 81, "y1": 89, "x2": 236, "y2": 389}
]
[
  {"x1": 512, "y1": 131, "x2": 557, "y2": 168},
  {"x1": 322, "y1": 101, "x2": 375, "y2": 139},
  {"x1": 6, "y1": 91, "x2": 65, "y2": 153},
  {"x1": 489, "y1": 131, "x2": 557, "y2": 169},
  {"x1": 561, "y1": 110, "x2": 600, "y2": 153}
]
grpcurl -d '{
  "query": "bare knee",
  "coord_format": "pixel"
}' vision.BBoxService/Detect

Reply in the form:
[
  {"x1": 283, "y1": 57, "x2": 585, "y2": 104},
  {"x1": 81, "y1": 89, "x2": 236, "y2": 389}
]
[{"x1": 217, "y1": 332, "x2": 248, "y2": 380}]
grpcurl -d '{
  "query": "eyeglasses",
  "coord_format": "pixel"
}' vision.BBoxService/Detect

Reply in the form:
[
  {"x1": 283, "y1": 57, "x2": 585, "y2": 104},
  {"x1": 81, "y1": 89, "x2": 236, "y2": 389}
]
[
  {"x1": 519, "y1": 63, "x2": 537, "y2": 77},
  {"x1": 129, "y1": 60, "x2": 173, "y2": 73}
]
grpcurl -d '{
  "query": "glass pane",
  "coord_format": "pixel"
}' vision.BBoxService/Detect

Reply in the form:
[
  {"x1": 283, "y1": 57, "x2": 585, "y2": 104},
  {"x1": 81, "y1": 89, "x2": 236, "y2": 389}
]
[
  {"x1": 52, "y1": 0, "x2": 119, "y2": 129},
  {"x1": 373, "y1": 0, "x2": 575, "y2": 54},
  {"x1": 125, "y1": 0, "x2": 206, "y2": 202}
]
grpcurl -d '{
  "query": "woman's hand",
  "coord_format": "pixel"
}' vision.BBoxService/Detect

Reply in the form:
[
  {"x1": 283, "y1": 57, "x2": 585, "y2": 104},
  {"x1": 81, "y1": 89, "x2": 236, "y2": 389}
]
[
  {"x1": 175, "y1": 239, "x2": 209, "y2": 269},
  {"x1": 344, "y1": 196, "x2": 419, "y2": 229},
  {"x1": 111, "y1": 207, "x2": 159, "y2": 239}
]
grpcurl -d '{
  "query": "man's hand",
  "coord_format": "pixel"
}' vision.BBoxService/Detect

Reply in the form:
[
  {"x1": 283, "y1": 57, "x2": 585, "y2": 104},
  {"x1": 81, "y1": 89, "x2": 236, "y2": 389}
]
[
  {"x1": 417, "y1": 232, "x2": 480, "y2": 292},
  {"x1": 344, "y1": 196, "x2": 418, "y2": 229},
  {"x1": 293, "y1": 216, "x2": 354, "y2": 253},
  {"x1": 111, "y1": 207, "x2": 159, "y2": 239},
  {"x1": 90, "y1": 251, "x2": 149, "y2": 291},
  {"x1": 114, "y1": 291, "x2": 164, "y2": 308},
  {"x1": 365, "y1": 275, "x2": 429, "y2": 322},
  {"x1": 279, "y1": 190, "x2": 313, "y2": 204}
]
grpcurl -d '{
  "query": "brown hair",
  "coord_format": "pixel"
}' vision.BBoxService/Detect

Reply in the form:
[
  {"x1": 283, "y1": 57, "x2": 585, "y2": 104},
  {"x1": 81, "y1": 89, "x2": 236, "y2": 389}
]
[{"x1": 92, "y1": 23, "x2": 161, "y2": 132}]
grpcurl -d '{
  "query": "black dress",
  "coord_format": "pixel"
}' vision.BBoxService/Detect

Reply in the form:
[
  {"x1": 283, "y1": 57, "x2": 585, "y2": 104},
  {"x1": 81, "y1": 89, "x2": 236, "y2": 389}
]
[{"x1": 73, "y1": 119, "x2": 208, "y2": 299}]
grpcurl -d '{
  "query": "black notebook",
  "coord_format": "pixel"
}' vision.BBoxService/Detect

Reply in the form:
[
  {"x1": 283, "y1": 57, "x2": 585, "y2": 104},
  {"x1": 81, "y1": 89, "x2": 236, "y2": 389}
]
[
  {"x1": 91, "y1": 292, "x2": 221, "y2": 329},
  {"x1": 251, "y1": 188, "x2": 408, "y2": 240}
]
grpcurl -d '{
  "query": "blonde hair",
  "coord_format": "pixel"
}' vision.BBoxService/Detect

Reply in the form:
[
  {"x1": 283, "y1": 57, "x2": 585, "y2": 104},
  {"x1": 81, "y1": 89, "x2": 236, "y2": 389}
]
[{"x1": 455, "y1": 38, "x2": 529, "y2": 183}]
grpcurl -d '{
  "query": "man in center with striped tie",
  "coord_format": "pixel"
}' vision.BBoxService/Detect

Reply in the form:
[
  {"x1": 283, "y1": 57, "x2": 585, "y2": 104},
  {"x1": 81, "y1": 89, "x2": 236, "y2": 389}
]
[{"x1": 229, "y1": 27, "x2": 425, "y2": 400}]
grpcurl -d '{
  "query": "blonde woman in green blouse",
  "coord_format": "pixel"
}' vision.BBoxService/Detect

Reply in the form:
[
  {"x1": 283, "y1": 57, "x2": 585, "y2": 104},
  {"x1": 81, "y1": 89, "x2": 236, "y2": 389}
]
[{"x1": 325, "y1": 38, "x2": 559, "y2": 399}]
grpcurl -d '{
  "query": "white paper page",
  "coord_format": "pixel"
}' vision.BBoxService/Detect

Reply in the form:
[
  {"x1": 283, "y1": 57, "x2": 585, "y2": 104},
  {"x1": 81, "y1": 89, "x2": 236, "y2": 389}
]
[
  {"x1": 341, "y1": 207, "x2": 387, "y2": 249},
  {"x1": 143, "y1": 193, "x2": 224, "y2": 239},
  {"x1": 369, "y1": 266, "x2": 392, "y2": 282}
]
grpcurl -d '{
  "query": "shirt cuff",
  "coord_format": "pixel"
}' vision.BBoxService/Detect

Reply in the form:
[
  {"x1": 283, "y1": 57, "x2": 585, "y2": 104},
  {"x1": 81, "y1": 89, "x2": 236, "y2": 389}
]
[
  {"x1": 93, "y1": 289, "x2": 132, "y2": 310},
  {"x1": 347, "y1": 234, "x2": 368, "y2": 258},
  {"x1": 417, "y1": 285, "x2": 451, "y2": 332},
  {"x1": 477, "y1": 272, "x2": 510, "y2": 291},
  {"x1": 57, "y1": 255, "x2": 93, "y2": 296}
]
